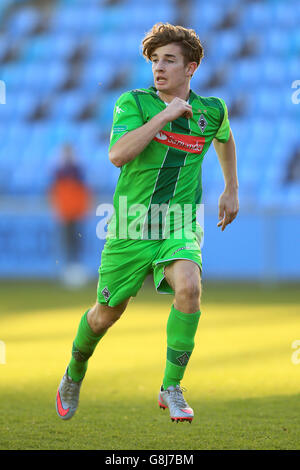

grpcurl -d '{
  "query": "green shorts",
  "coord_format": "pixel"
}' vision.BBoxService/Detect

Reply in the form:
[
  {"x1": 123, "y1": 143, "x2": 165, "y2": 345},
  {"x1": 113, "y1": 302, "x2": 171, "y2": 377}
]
[{"x1": 97, "y1": 229, "x2": 203, "y2": 307}]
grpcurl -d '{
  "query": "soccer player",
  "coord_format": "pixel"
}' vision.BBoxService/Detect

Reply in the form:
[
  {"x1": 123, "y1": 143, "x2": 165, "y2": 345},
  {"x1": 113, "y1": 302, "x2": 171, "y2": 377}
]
[{"x1": 56, "y1": 23, "x2": 239, "y2": 422}]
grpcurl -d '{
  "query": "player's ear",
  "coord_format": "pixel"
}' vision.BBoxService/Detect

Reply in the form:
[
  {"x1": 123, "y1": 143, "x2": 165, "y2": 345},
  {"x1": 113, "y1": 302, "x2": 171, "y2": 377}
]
[{"x1": 186, "y1": 62, "x2": 198, "y2": 78}]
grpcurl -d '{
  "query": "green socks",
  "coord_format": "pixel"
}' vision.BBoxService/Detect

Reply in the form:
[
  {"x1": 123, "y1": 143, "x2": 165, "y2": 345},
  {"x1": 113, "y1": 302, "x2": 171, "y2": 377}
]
[
  {"x1": 163, "y1": 305, "x2": 201, "y2": 390},
  {"x1": 67, "y1": 306, "x2": 200, "y2": 387},
  {"x1": 67, "y1": 310, "x2": 106, "y2": 382}
]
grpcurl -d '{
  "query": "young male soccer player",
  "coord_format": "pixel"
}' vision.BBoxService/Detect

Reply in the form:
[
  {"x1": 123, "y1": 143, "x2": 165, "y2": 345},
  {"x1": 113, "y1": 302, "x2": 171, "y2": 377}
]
[{"x1": 56, "y1": 23, "x2": 239, "y2": 423}]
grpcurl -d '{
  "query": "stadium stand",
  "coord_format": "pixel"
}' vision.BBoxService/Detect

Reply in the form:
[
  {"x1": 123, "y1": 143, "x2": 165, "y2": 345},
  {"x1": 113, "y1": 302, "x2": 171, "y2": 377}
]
[
  {"x1": 0, "y1": 0, "x2": 299, "y2": 201},
  {"x1": 0, "y1": 0, "x2": 299, "y2": 279}
]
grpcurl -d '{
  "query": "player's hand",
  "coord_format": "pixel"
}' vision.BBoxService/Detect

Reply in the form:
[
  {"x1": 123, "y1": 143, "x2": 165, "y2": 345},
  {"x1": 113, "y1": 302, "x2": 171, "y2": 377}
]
[
  {"x1": 161, "y1": 97, "x2": 193, "y2": 122},
  {"x1": 217, "y1": 187, "x2": 239, "y2": 231}
]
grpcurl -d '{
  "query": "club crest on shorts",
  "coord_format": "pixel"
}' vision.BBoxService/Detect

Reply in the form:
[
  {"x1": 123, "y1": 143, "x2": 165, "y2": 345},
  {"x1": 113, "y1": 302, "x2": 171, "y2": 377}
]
[
  {"x1": 198, "y1": 114, "x2": 208, "y2": 133},
  {"x1": 101, "y1": 286, "x2": 111, "y2": 301}
]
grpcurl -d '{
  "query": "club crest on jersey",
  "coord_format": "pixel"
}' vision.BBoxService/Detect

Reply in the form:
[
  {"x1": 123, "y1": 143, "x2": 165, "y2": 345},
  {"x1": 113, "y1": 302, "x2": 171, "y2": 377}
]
[
  {"x1": 198, "y1": 114, "x2": 208, "y2": 133},
  {"x1": 154, "y1": 130, "x2": 205, "y2": 154}
]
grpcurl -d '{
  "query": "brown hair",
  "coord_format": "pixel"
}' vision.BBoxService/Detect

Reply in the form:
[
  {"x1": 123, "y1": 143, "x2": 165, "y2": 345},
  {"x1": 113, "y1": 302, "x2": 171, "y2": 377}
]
[{"x1": 142, "y1": 23, "x2": 204, "y2": 66}]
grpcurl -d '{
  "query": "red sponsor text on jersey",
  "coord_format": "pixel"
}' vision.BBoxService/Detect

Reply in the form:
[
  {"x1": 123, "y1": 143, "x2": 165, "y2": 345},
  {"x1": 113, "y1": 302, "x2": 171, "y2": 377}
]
[{"x1": 154, "y1": 130, "x2": 205, "y2": 154}]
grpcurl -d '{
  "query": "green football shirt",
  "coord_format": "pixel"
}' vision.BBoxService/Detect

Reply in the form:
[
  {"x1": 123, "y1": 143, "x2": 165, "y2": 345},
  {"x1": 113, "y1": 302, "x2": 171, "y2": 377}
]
[{"x1": 107, "y1": 86, "x2": 230, "y2": 240}]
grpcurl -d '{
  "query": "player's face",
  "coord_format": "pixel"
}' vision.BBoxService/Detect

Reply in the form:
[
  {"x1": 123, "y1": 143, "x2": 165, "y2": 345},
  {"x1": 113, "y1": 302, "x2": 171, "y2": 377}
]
[{"x1": 151, "y1": 43, "x2": 195, "y2": 95}]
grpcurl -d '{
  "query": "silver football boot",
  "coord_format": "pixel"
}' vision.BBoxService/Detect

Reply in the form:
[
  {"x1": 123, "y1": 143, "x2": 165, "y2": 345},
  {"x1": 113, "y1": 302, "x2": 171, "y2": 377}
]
[
  {"x1": 56, "y1": 368, "x2": 83, "y2": 420},
  {"x1": 158, "y1": 385, "x2": 194, "y2": 422}
]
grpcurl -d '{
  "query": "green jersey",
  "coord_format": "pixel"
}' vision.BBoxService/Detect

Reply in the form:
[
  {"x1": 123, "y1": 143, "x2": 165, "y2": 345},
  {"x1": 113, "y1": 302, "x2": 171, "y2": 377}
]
[{"x1": 108, "y1": 86, "x2": 230, "y2": 240}]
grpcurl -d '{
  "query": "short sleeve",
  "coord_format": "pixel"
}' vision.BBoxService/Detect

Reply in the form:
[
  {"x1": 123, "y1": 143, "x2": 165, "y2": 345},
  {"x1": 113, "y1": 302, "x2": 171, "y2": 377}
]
[
  {"x1": 109, "y1": 92, "x2": 144, "y2": 150},
  {"x1": 214, "y1": 98, "x2": 231, "y2": 143}
]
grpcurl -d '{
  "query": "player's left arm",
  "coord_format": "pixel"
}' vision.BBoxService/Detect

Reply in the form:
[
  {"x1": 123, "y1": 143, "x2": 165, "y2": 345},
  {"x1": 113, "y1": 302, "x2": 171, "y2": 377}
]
[{"x1": 213, "y1": 130, "x2": 239, "y2": 231}]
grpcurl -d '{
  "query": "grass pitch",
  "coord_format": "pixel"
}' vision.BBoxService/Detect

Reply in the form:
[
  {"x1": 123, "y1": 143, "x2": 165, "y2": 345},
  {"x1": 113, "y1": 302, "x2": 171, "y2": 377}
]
[{"x1": 0, "y1": 279, "x2": 300, "y2": 450}]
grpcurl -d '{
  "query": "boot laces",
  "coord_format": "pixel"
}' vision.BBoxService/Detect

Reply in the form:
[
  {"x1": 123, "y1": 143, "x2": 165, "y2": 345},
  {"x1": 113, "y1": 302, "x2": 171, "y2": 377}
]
[{"x1": 169, "y1": 386, "x2": 188, "y2": 408}]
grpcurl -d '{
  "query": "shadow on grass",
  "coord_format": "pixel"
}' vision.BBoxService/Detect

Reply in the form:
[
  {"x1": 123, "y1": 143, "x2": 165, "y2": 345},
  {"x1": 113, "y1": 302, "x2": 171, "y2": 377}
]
[
  {"x1": 1, "y1": 278, "x2": 300, "y2": 315},
  {"x1": 0, "y1": 390, "x2": 299, "y2": 450}
]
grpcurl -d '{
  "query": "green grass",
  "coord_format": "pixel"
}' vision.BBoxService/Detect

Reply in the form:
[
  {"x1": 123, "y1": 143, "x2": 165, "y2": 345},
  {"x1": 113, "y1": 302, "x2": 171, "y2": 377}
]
[{"x1": 0, "y1": 279, "x2": 300, "y2": 450}]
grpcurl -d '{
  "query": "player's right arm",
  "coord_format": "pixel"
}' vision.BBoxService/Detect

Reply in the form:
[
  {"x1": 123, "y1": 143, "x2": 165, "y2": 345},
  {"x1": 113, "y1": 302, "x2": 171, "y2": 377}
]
[{"x1": 109, "y1": 94, "x2": 192, "y2": 168}]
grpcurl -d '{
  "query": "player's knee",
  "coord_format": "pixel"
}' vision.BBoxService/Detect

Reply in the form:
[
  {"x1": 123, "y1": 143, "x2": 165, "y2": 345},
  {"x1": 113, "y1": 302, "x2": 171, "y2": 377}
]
[
  {"x1": 175, "y1": 277, "x2": 201, "y2": 303},
  {"x1": 91, "y1": 313, "x2": 121, "y2": 334},
  {"x1": 88, "y1": 303, "x2": 123, "y2": 334}
]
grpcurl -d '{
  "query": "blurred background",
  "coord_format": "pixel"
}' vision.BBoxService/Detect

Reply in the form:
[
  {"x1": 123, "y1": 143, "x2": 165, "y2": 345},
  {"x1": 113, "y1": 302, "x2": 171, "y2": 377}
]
[
  {"x1": 0, "y1": 0, "x2": 299, "y2": 285},
  {"x1": 1, "y1": 0, "x2": 300, "y2": 451}
]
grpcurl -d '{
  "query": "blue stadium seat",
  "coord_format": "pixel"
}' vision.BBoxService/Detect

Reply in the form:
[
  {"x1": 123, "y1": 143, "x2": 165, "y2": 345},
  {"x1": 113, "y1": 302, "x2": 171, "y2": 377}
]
[
  {"x1": 0, "y1": 37, "x2": 11, "y2": 62},
  {"x1": 5, "y1": 7, "x2": 41, "y2": 37},
  {"x1": 205, "y1": 31, "x2": 241, "y2": 60},
  {"x1": 97, "y1": 6, "x2": 130, "y2": 33},
  {"x1": 11, "y1": 91, "x2": 44, "y2": 121},
  {"x1": 81, "y1": 59, "x2": 117, "y2": 91},
  {"x1": 126, "y1": 0, "x2": 172, "y2": 5},
  {"x1": 240, "y1": 2, "x2": 272, "y2": 31},
  {"x1": 54, "y1": 120, "x2": 82, "y2": 144},
  {"x1": 191, "y1": 2, "x2": 223, "y2": 30},
  {"x1": 272, "y1": 2, "x2": 299, "y2": 28},
  {"x1": 22, "y1": 34, "x2": 78, "y2": 62},
  {"x1": 75, "y1": 122, "x2": 98, "y2": 148},
  {"x1": 191, "y1": 0, "x2": 221, "y2": 25},
  {"x1": 257, "y1": 28, "x2": 291, "y2": 57},
  {"x1": 1, "y1": 63, "x2": 24, "y2": 91},
  {"x1": 121, "y1": 4, "x2": 176, "y2": 29},
  {"x1": 247, "y1": 88, "x2": 281, "y2": 117},
  {"x1": 48, "y1": 91, "x2": 90, "y2": 120},
  {"x1": 0, "y1": 0, "x2": 10, "y2": 16},
  {"x1": 85, "y1": 144, "x2": 119, "y2": 193},
  {"x1": 95, "y1": 90, "x2": 124, "y2": 125},
  {"x1": 259, "y1": 185, "x2": 283, "y2": 208},
  {"x1": 287, "y1": 57, "x2": 300, "y2": 82},
  {"x1": 88, "y1": 32, "x2": 138, "y2": 61},
  {"x1": 6, "y1": 123, "x2": 32, "y2": 147},
  {"x1": 285, "y1": 184, "x2": 300, "y2": 207},
  {"x1": 291, "y1": 30, "x2": 300, "y2": 56},
  {"x1": 20, "y1": 61, "x2": 69, "y2": 92},
  {"x1": 249, "y1": 58, "x2": 284, "y2": 87},
  {"x1": 226, "y1": 59, "x2": 261, "y2": 92},
  {"x1": 127, "y1": 62, "x2": 154, "y2": 90},
  {"x1": 49, "y1": 6, "x2": 102, "y2": 34},
  {"x1": 192, "y1": 62, "x2": 213, "y2": 90}
]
